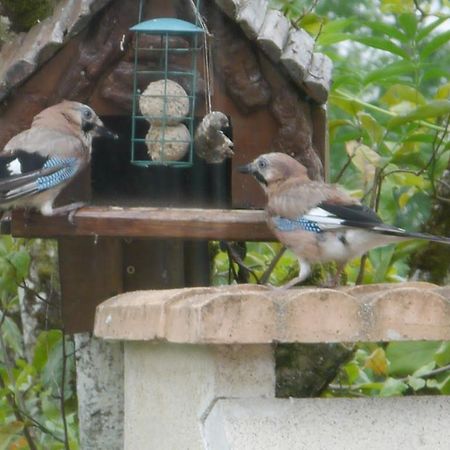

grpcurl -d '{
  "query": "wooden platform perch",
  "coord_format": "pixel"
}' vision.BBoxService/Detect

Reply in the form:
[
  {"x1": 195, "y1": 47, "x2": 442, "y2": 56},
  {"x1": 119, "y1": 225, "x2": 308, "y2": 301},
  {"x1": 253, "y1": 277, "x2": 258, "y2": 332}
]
[{"x1": 11, "y1": 207, "x2": 273, "y2": 240}]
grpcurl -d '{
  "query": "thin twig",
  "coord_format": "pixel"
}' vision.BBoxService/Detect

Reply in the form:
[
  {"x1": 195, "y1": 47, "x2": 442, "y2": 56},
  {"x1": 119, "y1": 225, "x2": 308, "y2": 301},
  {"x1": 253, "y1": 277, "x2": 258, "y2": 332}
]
[
  {"x1": 294, "y1": 0, "x2": 319, "y2": 27},
  {"x1": 18, "y1": 281, "x2": 52, "y2": 306},
  {"x1": 435, "y1": 195, "x2": 450, "y2": 205},
  {"x1": 356, "y1": 167, "x2": 382, "y2": 284},
  {"x1": 259, "y1": 246, "x2": 286, "y2": 285},
  {"x1": 405, "y1": 363, "x2": 450, "y2": 380},
  {"x1": 413, "y1": 0, "x2": 426, "y2": 18},
  {"x1": 329, "y1": 363, "x2": 450, "y2": 394},
  {"x1": 333, "y1": 155, "x2": 354, "y2": 183},
  {"x1": 17, "y1": 408, "x2": 65, "y2": 443},
  {"x1": 223, "y1": 242, "x2": 259, "y2": 283},
  {"x1": 326, "y1": 384, "x2": 369, "y2": 397},
  {"x1": 436, "y1": 178, "x2": 450, "y2": 191},
  {"x1": 355, "y1": 254, "x2": 368, "y2": 285}
]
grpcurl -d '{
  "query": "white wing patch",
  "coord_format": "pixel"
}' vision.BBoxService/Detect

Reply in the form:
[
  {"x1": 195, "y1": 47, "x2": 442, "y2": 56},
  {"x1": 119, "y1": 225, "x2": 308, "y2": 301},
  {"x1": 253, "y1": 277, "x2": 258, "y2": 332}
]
[
  {"x1": 302, "y1": 207, "x2": 346, "y2": 230},
  {"x1": 7, "y1": 159, "x2": 22, "y2": 175}
]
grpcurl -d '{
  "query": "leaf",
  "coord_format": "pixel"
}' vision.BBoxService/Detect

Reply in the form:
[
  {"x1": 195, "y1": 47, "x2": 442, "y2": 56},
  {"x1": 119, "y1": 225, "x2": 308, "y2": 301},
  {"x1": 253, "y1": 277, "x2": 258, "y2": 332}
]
[
  {"x1": 379, "y1": 377, "x2": 408, "y2": 397},
  {"x1": 357, "y1": 112, "x2": 385, "y2": 144},
  {"x1": 390, "y1": 140, "x2": 426, "y2": 167},
  {"x1": 15, "y1": 362, "x2": 35, "y2": 392},
  {"x1": 322, "y1": 18, "x2": 355, "y2": 34},
  {"x1": 346, "y1": 140, "x2": 381, "y2": 183},
  {"x1": 363, "y1": 20, "x2": 407, "y2": 42},
  {"x1": 329, "y1": 119, "x2": 355, "y2": 141},
  {"x1": 364, "y1": 60, "x2": 415, "y2": 85},
  {"x1": 0, "y1": 422, "x2": 25, "y2": 450},
  {"x1": 438, "y1": 376, "x2": 450, "y2": 394},
  {"x1": 351, "y1": 36, "x2": 409, "y2": 58},
  {"x1": 365, "y1": 347, "x2": 389, "y2": 375},
  {"x1": 9, "y1": 250, "x2": 30, "y2": 281},
  {"x1": 386, "y1": 341, "x2": 441, "y2": 376},
  {"x1": 388, "y1": 100, "x2": 450, "y2": 127},
  {"x1": 406, "y1": 376, "x2": 426, "y2": 391},
  {"x1": 381, "y1": 0, "x2": 414, "y2": 14},
  {"x1": 416, "y1": 17, "x2": 447, "y2": 41},
  {"x1": 369, "y1": 245, "x2": 395, "y2": 283},
  {"x1": 423, "y1": 66, "x2": 449, "y2": 82},
  {"x1": 332, "y1": 71, "x2": 363, "y2": 90},
  {"x1": 33, "y1": 330, "x2": 62, "y2": 372},
  {"x1": 344, "y1": 362, "x2": 361, "y2": 384},
  {"x1": 421, "y1": 30, "x2": 450, "y2": 58},
  {"x1": 391, "y1": 172, "x2": 428, "y2": 190},
  {"x1": 381, "y1": 84, "x2": 426, "y2": 107},
  {"x1": 2, "y1": 316, "x2": 23, "y2": 357},
  {"x1": 427, "y1": 374, "x2": 450, "y2": 394},
  {"x1": 298, "y1": 12, "x2": 325, "y2": 36},
  {"x1": 329, "y1": 92, "x2": 363, "y2": 115},
  {"x1": 398, "y1": 13, "x2": 417, "y2": 38},
  {"x1": 318, "y1": 32, "x2": 352, "y2": 46},
  {"x1": 413, "y1": 360, "x2": 436, "y2": 377},
  {"x1": 398, "y1": 191, "x2": 412, "y2": 208},
  {"x1": 403, "y1": 133, "x2": 435, "y2": 144},
  {"x1": 435, "y1": 82, "x2": 450, "y2": 100},
  {"x1": 434, "y1": 342, "x2": 450, "y2": 367}
]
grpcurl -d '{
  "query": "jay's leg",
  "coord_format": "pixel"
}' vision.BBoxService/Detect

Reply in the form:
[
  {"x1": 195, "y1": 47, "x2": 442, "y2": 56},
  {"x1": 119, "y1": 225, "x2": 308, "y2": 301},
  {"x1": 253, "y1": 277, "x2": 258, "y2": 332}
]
[
  {"x1": 46, "y1": 202, "x2": 86, "y2": 224},
  {"x1": 319, "y1": 262, "x2": 346, "y2": 288},
  {"x1": 331, "y1": 262, "x2": 346, "y2": 287}
]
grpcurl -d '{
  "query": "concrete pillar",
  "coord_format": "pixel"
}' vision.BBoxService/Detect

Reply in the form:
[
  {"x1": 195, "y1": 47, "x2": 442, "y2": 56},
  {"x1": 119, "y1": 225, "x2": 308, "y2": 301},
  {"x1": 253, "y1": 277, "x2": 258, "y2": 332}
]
[
  {"x1": 124, "y1": 343, "x2": 274, "y2": 449},
  {"x1": 75, "y1": 333, "x2": 124, "y2": 450},
  {"x1": 93, "y1": 283, "x2": 450, "y2": 449}
]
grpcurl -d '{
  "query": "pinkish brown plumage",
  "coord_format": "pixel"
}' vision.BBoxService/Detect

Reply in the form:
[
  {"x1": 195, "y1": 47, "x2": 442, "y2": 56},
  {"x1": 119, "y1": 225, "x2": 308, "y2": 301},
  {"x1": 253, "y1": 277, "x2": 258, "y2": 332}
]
[
  {"x1": 239, "y1": 152, "x2": 450, "y2": 287},
  {"x1": 0, "y1": 101, "x2": 116, "y2": 216}
]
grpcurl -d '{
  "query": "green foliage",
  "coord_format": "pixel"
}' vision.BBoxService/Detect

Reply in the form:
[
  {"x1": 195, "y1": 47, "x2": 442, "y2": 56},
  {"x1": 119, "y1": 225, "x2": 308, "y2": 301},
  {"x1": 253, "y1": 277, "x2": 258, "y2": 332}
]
[
  {"x1": 0, "y1": 237, "x2": 78, "y2": 449},
  {"x1": 212, "y1": 242, "x2": 298, "y2": 286},
  {"x1": 212, "y1": 0, "x2": 450, "y2": 398},
  {"x1": 270, "y1": 0, "x2": 450, "y2": 285},
  {"x1": 325, "y1": 341, "x2": 450, "y2": 397}
]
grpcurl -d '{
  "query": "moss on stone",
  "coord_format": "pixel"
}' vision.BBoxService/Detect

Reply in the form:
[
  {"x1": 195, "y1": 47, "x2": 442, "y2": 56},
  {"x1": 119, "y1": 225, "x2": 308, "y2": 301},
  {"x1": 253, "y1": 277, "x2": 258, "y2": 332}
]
[
  {"x1": 275, "y1": 343, "x2": 355, "y2": 397},
  {"x1": 1, "y1": 0, "x2": 57, "y2": 32}
]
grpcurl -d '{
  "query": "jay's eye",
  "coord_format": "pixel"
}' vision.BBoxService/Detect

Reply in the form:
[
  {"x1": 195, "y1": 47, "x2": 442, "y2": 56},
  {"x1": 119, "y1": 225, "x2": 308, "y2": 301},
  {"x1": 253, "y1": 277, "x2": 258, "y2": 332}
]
[
  {"x1": 83, "y1": 109, "x2": 92, "y2": 119},
  {"x1": 258, "y1": 159, "x2": 267, "y2": 170}
]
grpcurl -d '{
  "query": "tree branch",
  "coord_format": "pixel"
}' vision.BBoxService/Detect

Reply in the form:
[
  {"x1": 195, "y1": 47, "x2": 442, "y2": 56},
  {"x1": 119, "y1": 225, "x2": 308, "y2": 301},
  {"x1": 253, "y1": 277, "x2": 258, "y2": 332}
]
[{"x1": 260, "y1": 246, "x2": 286, "y2": 285}]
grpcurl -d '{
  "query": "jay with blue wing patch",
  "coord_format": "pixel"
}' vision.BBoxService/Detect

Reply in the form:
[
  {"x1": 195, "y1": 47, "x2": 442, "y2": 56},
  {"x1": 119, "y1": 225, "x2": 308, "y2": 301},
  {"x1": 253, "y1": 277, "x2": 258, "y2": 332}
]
[
  {"x1": 0, "y1": 101, "x2": 117, "y2": 217},
  {"x1": 239, "y1": 152, "x2": 450, "y2": 287}
]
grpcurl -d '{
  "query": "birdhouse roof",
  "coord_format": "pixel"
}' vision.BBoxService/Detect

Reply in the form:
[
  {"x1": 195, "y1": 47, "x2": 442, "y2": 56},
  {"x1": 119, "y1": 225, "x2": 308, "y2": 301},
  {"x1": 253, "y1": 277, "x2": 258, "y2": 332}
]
[{"x1": 0, "y1": 0, "x2": 332, "y2": 105}]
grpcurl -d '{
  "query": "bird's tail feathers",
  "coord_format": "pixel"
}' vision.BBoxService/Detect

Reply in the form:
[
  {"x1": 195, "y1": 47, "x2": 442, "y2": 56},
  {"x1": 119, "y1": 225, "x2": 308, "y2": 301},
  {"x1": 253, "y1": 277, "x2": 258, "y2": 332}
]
[{"x1": 372, "y1": 225, "x2": 450, "y2": 245}]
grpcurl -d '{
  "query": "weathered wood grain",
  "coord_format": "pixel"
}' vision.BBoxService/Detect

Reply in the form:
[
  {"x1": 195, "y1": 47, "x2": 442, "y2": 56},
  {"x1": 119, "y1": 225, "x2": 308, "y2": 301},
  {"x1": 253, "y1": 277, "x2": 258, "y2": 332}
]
[{"x1": 11, "y1": 207, "x2": 274, "y2": 240}]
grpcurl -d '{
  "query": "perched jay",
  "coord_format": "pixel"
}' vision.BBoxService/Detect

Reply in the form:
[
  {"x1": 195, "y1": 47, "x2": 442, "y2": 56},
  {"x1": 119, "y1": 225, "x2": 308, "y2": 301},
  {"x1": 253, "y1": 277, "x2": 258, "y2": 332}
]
[
  {"x1": 0, "y1": 101, "x2": 117, "y2": 216},
  {"x1": 239, "y1": 152, "x2": 450, "y2": 287},
  {"x1": 195, "y1": 111, "x2": 234, "y2": 164}
]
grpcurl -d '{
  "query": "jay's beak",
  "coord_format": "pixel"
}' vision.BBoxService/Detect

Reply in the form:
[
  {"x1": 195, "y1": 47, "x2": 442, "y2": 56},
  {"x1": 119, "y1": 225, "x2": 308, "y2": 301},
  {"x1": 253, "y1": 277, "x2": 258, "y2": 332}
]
[
  {"x1": 237, "y1": 163, "x2": 253, "y2": 174},
  {"x1": 94, "y1": 123, "x2": 119, "y2": 140}
]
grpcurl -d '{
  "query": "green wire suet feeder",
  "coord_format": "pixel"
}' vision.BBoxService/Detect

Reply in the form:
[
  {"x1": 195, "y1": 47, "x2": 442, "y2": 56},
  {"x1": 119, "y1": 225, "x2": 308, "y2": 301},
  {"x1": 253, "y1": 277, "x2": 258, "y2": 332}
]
[{"x1": 130, "y1": 18, "x2": 204, "y2": 168}]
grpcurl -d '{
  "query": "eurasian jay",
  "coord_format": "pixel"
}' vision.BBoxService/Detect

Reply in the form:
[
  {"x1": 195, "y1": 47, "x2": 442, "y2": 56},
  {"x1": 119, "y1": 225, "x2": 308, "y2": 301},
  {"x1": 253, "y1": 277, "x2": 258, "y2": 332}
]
[
  {"x1": 239, "y1": 152, "x2": 450, "y2": 287},
  {"x1": 0, "y1": 101, "x2": 117, "y2": 216},
  {"x1": 195, "y1": 111, "x2": 234, "y2": 164}
]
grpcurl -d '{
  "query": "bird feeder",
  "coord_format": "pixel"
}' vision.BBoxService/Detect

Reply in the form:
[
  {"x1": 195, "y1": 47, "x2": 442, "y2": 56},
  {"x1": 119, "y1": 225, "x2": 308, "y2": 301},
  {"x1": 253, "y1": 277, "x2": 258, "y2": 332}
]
[{"x1": 130, "y1": 17, "x2": 204, "y2": 168}]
